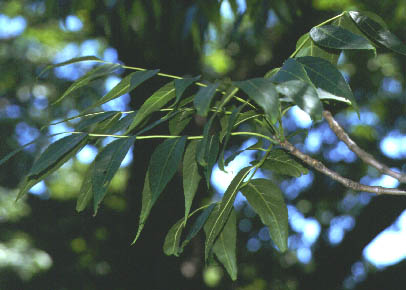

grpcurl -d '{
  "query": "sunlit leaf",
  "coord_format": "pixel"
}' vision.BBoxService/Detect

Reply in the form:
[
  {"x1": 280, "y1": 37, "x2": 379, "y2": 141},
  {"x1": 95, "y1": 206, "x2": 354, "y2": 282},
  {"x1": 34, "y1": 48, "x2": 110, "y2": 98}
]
[
  {"x1": 276, "y1": 80, "x2": 323, "y2": 121},
  {"x1": 349, "y1": 11, "x2": 406, "y2": 55},
  {"x1": 240, "y1": 178, "x2": 288, "y2": 252},
  {"x1": 295, "y1": 56, "x2": 358, "y2": 112},
  {"x1": 204, "y1": 166, "x2": 253, "y2": 260},
  {"x1": 234, "y1": 78, "x2": 279, "y2": 124},
  {"x1": 76, "y1": 111, "x2": 119, "y2": 131},
  {"x1": 262, "y1": 149, "x2": 308, "y2": 177},
  {"x1": 295, "y1": 33, "x2": 340, "y2": 65},
  {"x1": 163, "y1": 219, "x2": 184, "y2": 257},
  {"x1": 310, "y1": 25, "x2": 374, "y2": 50},
  {"x1": 211, "y1": 209, "x2": 237, "y2": 281},
  {"x1": 127, "y1": 81, "x2": 176, "y2": 132},
  {"x1": 85, "y1": 70, "x2": 159, "y2": 112},
  {"x1": 92, "y1": 136, "x2": 136, "y2": 215},
  {"x1": 183, "y1": 141, "x2": 201, "y2": 223},
  {"x1": 149, "y1": 137, "x2": 187, "y2": 203},
  {"x1": 52, "y1": 63, "x2": 121, "y2": 105},
  {"x1": 193, "y1": 83, "x2": 219, "y2": 116}
]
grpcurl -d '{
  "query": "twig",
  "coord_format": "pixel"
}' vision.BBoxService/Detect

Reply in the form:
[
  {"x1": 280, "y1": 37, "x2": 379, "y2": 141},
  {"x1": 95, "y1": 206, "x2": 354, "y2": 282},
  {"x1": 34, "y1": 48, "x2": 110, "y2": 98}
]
[
  {"x1": 323, "y1": 110, "x2": 406, "y2": 183},
  {"x1": 279, "y1": 139, "x2": 406, "y2": 196}
]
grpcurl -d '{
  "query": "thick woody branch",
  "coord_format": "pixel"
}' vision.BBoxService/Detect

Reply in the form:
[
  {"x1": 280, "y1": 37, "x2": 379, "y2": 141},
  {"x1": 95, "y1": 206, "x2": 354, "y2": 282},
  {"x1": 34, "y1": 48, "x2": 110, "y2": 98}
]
[
  {"x1": 323, "y1": 110, "x2": 406, "y2": 183},
  {"x1": 279, "y1": 139, "x2": 406, "y2": 196}
]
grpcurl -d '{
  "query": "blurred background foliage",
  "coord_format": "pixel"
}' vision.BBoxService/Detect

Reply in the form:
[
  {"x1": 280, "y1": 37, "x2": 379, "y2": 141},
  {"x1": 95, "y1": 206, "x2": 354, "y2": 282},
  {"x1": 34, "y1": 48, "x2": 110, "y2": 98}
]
[{"x1": 0, "y1": 0, "x2": 405, "y2": 289}]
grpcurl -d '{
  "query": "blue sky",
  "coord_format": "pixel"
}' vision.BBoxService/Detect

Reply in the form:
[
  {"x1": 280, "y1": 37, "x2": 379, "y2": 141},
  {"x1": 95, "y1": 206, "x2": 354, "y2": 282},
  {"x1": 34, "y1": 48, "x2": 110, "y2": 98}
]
[{"x1": 2, "y1": 1, "x2": 406, "y2": 274}]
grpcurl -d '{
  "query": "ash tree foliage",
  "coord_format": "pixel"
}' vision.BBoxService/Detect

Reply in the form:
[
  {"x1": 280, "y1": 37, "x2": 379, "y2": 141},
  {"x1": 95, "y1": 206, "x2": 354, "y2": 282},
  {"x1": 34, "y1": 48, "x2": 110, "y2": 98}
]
[{"x1": 3, "y1": 10, "x2": 406, "y2": 280}]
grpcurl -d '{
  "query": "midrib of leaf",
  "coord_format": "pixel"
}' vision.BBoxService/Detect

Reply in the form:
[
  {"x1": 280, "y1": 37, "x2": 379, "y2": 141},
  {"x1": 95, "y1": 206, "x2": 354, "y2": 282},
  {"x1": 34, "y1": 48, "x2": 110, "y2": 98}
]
[
  {"x1": 270, "y1": 156, "x2": 303, "y2": 172},
  {"x1": 247, "y1": 182, "x2": 283, "y2": 245},
  {"x1": 154, "y1": 137, "x2": 180, "y2": 197},
  {"x1": 171, "y1": 222, "x2": 184, "y2": 254},
  {"x1": 300, "y1": 61, "x2": 348, "y2": 96},
  {"x1": 102, "y1": 139, "x2": 132, "y2": 187},
  {"x1": 147, "y1": 87, "x2": 175, "y2": 114},
  {"x1": 205, "y1": 167, "x2": 252, "y2": 251},
  {"x1": 320, "y1": 28, "x2": 347, "y2": 44}
]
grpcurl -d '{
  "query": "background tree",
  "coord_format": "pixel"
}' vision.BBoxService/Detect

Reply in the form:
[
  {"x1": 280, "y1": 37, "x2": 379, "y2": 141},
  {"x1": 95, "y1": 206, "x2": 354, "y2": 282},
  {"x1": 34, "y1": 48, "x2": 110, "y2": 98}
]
[{"x1": 0, "y1": 1, "x2": 405, "y2": 290}]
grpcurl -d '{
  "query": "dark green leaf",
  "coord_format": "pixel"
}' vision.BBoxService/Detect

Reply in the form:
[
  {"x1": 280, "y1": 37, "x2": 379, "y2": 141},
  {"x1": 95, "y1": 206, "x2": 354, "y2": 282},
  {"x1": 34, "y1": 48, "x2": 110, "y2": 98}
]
[
  {"x1": 193, "y1": 83, "x2": 219, "y2": 116},
  {"x1": 262, "y1": 149, "x2": 308, "y2": 177},
  {"x1": 234, "y1": 110, "x2": 261, "y2": 127},
  {"x1": 92, "y1": 113, "x2": 121, "y2": 134},
  {"x1": 106, "y1": 111, "x2": 138, "y2": 134},
  {"x1": 149, "y1": 137, "x2": 187, "y2": 203},
  {"x1": 265, "y1": 67, "x2": 280, "y2": 78},
  {"x1": 92, "y1": 136, "x2": 136, "y2": 215},
  {"x1": 127, "y1": 81, "x2": 176, "y2": 132},
  {"x1": 212, "y1": 209, "x2": 237, "y2": 281},
  {"x1": 234, "y1": 78, "x2": 279, "y2": 124},
  {"x1": 75, "y1": 111, "x2": 119, "y2": 131},
  {"x1": 85, "y1": 70, "x2": 159, "y2": 112},
  {"x1": 349, "y1": 11, "x2": 406, "y2": 55},
  {"x1": 295, "y1": 56, "x2": 358, "y2": 112},
  {"x1": 310, "y1": 25, "x2": 374, "y2": 50},
  {"x1": 183, "y1": 141, "x2": 202, "y2": 223},
  {"x1": 295, "y1": 33, "x2": 340, "y2": 65},
  {"x1": 169, "y1": 110, "x2": 193, "y2": 135},
  {"x1": 276, "y1": 80, "x2": 323, "y2": 121},
  {"x1": 271, "y1": 58, "x2": 312, "y2": 84},
  {"x1": 240, "y1": 178, "x2": 288, "y2": 252},
  {"x1": 29, "y1": 133, "x2": 88, "y2": 177},
  {"x1": 181, "y1": 203, "x2": 216, "y2": 251},
  {"x1": 224, "y1": 150, "x2": 245, "y2": 167},
  {"x1": 52, "y1": 63, "x2": 121, "y2": 105},
  {"x1": 17, "y1": 134, "x2": 88, "y2": 201},
  {"x1": 132, "y1": 171, "x2": 152, "y2": 244},
  {"x1": 203, "y1": 134, "x2": 220, "y2": 188},
  {"x1": 39, "y1": 56, "x2": 105, "y2": 78},
  {"x1": 76, "y1": 163, "x2": 94, "y2": 212},
  {"x1": 204, "y1": 166, "x2": 253, "y2": 260},
  {"x1": 163, "y1": 219, "x2": 185, "y2": 257},
  {"x1": 174, "y1": 76, "x2": 201, "y2": 104}
]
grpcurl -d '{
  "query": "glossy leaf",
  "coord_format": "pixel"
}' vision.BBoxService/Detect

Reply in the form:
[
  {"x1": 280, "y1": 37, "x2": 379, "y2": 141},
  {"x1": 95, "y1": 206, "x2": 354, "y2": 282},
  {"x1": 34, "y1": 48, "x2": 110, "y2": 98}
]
[
  {"x1": 127, "y1": 81, "x2": 176, "y2": 132},
  {"x1": 181, "y1": 203, "x2": 216, "y2": 251},
  {"x1": 295, "y1": 56, "x2": 358, "y2": 112},
  {"x1": 310, "y1": 25, "x2": 374, "y2": 50},
  {"x1": 163, "y1": 219, "x2": 185, "y2": 257},
  {"x1": 28, "y1": 133, "x2": 88, "y2": 177},
  {"x1": 17, "y1": 134, "x2": 88, "y2": 201},
  {"x1": 212, "y1": 209, "x2": 237, "y2": 281},
  {"x1": 193, "y1": 83, "x2": 219, "y2": 116},
  {"x1": 169, "y1": 110, "x2": 193, "y2": 135},
  {"x1": 205, "y1": 166, "x2": 253, "y2": 260},
  {"x1": 149, "y1": 137, "x2": 187, "y2": 203},
  {"x1": 240, "y1": 178, "x2": 288, "y2": 252},
  {"x1": 76, "y1": 163, "x2": 94, "y2": 212},
  {"x1": 234, "y1": 78, "x2": 279, "y2": 124},
  {"x1": 295, "y1": 33, "x2": 340, "y2": 65},
  {"x1": 276, "y1": 80, "x2": 323, "y2": 121},
  {"x1": 183, "y1": 141, "x2": 201, "y2": 223},
  {"x1": 92, "y1": 136, "x2": 136, "y2": 214},
  {"x1": 85, "y1": 70, "x2": 159, "y2": 112},
  {"x1": 76, "y1": 111, "x2": 119, "y2": 131},
  {"x1": 271, "y1": 58, "x2": 312, "y2": 84},
  {"x1": 174, "y1": 76, "x2": 201, "y2": 104},
  {"x1": 39, "y1": 56, "x2": 105, "y2": 77},
  {"x1": 262, "y1": 149, "x2": 308, "y2": 177},
  {"x1": 52, "y1": 63, "x2": 121, "y2": 105},
  {"x1": 349, "y1": 11, "x2": 406, "y2": 55}
]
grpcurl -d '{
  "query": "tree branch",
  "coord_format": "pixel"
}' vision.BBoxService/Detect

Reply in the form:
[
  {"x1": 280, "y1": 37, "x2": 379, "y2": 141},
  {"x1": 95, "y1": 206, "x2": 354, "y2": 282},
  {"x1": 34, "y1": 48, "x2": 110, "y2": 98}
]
[
  {"x1": 279, "y1": 139, "x2": 406, "y2": 196},
  {"x1": 323, "y1": 110, "x2": 406, "y2": 183}
]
